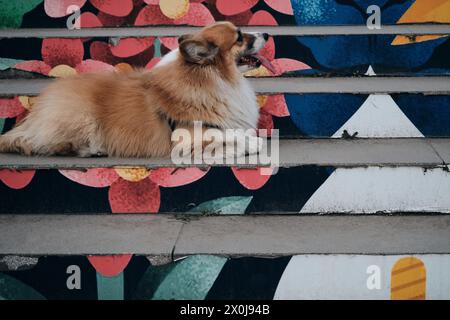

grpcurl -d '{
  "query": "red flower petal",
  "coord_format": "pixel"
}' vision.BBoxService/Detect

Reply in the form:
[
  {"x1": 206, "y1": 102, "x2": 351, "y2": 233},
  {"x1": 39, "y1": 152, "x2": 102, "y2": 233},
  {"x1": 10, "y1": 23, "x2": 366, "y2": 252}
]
[
  {"x1": 90, "y1": 41, "x2": 122, "y2": 65},
  {"x1": 249, "y1": 11, "x2": 277, "y2": 60},
  {"x1": 14, "y1": 60, "x2": 51, "y2": 75},
  {"x1": 59, "y1": 168, "x2": 119, "y2": 187},
  {"x1": 144, "y1": 0, "x2": 159, "y2": 4},
  {"x1": 75, "y1": 59, "x2": 115, "y2": 73},
  {"x1": 262, "y1": 94, "x2": 289, "y2": 117},
  {"x1": 271, "y1": 58, "x2": 310, "y2": 75},
  {"x1": 97, "y1": 11, "x2": 127, "y2": 26},
  {"x1": 87, "y1": 254, "x2": 132, "y2": 277},
  {"x1": 231, "y1": 167, "x2": 272, "y2": 190},
  {"x1": 264, "y1": 0, "x2": 293, "y2": 15},
  {"x1": 135, "y1": 4, "x2": 173, "y2": 25},
  {"x1": 249, "y1": 10, "x2": 278, "y2": 26},
  {"x1": 42, "y1": 38, "x2": 84, "y2": 68},
  {"x1": 258, "y1": 109, "x2": 274, "y2": 136},
  {"x1": 44, "y1": 0, "x2": 87, "y2": 18},
  {"x1": 207, "y1": 1, "x2": 253, "y2": 25},
  {"x1": 109, "y1": 178, "x2": 160, "y2": 213},
  {"x1": 145, "y1": 57, "x2": 162, "y2": 69},
  {"x1": 15, "y1": 110, "x2": 28, "y2": 124},
  {"x1": 160, "y1": 37, "x2": 178, "y2": 50},
  {"x1": 90, "y1": 0, "x2": 134, "y2": 17},
  {"x1": 110, "y1": 37, "x2": 154, "y2": 58},
  {"x1": 174, "y1": 3, "x2": 215, "y2": 26},
  {"x1": 125, "y1": 46, "x2": 155, "y2": 67},
  {"x1": 0, "y1": 98, "x2": 26, "y2": 118},
  {"x1": 149, "y1": 167, "x2": 209, "y2": 187},
  {"x1": 216, "y1": 0, "x2": 258, "y2": 16},
  {"x1": 224, "y1": 10, "x2": 253, "y2": 25},
  {"x1": 0, "y1": 170, "x2": 35, "y2": 189},
  {"x1": 259, "y1": 37, "x2": 275, "y2": 61},
  {"x1": 76, "y1": 12, "x2": 102, "y2": 28}
]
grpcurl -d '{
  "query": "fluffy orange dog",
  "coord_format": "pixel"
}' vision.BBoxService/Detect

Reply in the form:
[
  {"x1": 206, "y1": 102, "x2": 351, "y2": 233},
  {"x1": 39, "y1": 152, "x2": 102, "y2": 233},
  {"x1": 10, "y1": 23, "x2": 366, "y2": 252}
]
[{"x1": 0, "y1": 22, "x2": 271, "y2": 158}]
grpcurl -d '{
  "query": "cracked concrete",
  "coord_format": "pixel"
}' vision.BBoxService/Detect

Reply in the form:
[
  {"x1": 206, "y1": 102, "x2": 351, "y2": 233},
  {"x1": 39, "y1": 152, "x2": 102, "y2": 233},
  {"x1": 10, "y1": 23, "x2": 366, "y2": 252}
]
[{"x1": 0, "y1": 215, "x2": 449, "y2": 258}]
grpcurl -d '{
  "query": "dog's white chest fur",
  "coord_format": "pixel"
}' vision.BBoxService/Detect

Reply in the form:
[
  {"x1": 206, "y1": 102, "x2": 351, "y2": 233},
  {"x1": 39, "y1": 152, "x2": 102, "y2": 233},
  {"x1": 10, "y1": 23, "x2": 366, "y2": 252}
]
[
  {"x1": 216, "y1": 77, "x2": 260, "y2": 129},
  {"x1": 157, "y1": 49, "x2": 260, "y2": 130}
]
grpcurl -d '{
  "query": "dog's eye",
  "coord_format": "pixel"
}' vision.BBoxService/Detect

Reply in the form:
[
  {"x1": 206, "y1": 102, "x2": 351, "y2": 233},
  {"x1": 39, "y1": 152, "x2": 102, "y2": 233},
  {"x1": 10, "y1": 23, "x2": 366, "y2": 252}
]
[{"x1": 236, "y1": 30, "x2": 243, "y2": 43}]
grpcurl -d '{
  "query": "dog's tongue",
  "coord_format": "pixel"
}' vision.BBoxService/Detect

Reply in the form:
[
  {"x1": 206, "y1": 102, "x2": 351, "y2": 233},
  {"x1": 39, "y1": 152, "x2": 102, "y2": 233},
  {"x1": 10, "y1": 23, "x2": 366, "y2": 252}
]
[{"x1": 254, "y1": 54, "x2": 277, "y2": 74}]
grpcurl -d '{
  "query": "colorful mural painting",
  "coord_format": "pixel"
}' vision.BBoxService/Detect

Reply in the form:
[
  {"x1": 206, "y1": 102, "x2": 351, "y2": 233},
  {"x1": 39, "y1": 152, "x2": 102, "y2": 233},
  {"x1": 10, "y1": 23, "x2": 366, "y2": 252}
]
[
  {"x1": 1, "y1": 254, "x2": 450, "y2": 300},
  {"x1": 2, "y1": 166, "x2": 450, "y2": 214},
  {"x1": 0, "y1": 0, "x2": 449, "y2": 300}
]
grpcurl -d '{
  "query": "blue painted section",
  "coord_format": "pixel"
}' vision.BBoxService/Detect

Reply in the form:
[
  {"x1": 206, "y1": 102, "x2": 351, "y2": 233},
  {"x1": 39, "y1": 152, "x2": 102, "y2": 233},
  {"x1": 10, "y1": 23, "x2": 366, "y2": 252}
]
[
  {"x1": 292, "y1": 35, "x2": 447, "y2": 71},
  {"x1": 394, "y1": 95, "x2": 450, "y2": 137},
  {"x1": 291, "y1": 0, "x2": 449, "y2": 71},
  {"x1": 285, "y1": 94, "x2": 450, "y2": 138},
  {"x1": 285, "y1": 94, "x2": 366, "y2": 137},
  {"x1": 291, "y1": 0, "x2": 414, "y2": 25}
]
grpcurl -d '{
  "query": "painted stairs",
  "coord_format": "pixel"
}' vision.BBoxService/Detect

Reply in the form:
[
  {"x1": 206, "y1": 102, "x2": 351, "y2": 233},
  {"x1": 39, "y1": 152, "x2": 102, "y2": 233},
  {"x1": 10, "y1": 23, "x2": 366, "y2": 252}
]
[{"x1": 0, "y1": 0, "x2": 449, "y2": 300}]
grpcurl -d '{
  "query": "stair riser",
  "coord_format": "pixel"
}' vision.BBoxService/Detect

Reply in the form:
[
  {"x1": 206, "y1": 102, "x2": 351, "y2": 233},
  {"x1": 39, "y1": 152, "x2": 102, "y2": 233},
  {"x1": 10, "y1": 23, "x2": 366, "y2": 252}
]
[
  {"x1": 2, "y1": 94, "x2": 450, "y2": 139},
  {"x1": 1, "y1": 254, "x2": 449, "y2": 300},
  {"x1": 1, "y1": 166, "x2": 450, "y2": 214}
]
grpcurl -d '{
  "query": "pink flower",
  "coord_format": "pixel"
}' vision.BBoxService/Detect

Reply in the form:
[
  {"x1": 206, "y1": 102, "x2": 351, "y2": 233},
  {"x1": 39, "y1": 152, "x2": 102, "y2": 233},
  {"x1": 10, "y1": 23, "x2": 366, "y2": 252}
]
[{"x1": 216, "y1": 0, "x2": 293, "y2": 16}]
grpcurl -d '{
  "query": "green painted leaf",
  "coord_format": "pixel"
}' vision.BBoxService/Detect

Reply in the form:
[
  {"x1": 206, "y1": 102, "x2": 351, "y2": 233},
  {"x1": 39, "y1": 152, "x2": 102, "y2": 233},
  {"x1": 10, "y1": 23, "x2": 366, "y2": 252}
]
[
  {"x1": 153, "y1": 256, "x2": 227, "y2": 300},
  {"x1": 188, "y1": 196, "x2": 253, "y2": 214},
  {"x1": 0, "y1": 58, "x2": 24, "y2": 71},
  {"x1": 96, "y1": 273, "x2": 123, "y2": 300},
  {"x1": 0, "y1": 118, "x2": 5, "y2": 133},
  {"x1": 0, "y1": 273, "x2": 45, "y2": 300},
  {"x1": 133, "y1": 262, "x2": 177, "y2": 300},
  {"x1": 134, "y1": 255, "x2": 227, "y2": 300},
  {"x1": 153, "y1": 38, "x2": 162, "y2": 58},
  {"x1": 0, "y1": 0, "x2": 43, "y2": 28}
]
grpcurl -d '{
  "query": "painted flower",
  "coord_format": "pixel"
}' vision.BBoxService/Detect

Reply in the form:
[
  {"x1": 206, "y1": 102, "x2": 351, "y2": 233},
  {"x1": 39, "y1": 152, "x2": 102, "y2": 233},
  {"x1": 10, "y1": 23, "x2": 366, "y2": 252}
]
[
  {"x1": 58, "y1": 166, "x2": 210, "y2": 213},
  {"x1": 215, "y1": 0, "x2": 293, "y2": 16},
  {"x1": 135, "y1": 1, "x2": 215, "y2": 50}
]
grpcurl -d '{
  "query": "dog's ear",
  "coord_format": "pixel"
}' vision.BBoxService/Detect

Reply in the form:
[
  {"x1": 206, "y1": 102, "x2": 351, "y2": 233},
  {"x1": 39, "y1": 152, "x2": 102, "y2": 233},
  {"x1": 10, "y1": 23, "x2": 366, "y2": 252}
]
[
  {"x1": 178, "y1": 34, "x2": 193, "y2": 44},
  {"x1": 179, "y1": 39, "x2": 219, "y2": 64}
]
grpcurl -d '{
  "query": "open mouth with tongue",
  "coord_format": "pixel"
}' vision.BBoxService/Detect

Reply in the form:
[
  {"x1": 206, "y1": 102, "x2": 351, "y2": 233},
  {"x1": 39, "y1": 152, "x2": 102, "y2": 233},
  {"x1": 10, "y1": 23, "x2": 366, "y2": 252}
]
[{"x1": 237, "y1": 53, "x2": 277, "y2": 74}]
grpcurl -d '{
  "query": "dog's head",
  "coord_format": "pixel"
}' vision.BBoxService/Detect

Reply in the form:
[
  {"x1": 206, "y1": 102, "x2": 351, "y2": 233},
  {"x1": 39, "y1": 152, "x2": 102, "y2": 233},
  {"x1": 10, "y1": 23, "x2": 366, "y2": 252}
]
[{"x1": 177, "y1": 21, "x2": 274, "y2": 74}]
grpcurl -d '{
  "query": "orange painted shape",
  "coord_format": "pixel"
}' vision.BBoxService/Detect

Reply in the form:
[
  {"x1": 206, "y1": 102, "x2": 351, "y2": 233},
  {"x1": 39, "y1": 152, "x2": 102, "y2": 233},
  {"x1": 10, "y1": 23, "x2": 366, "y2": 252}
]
[
  {"x1": 397, "y1": 0, "x2": 450, "y2": 24},
  {"x1": 392, "y1": 34, "x2": 447, "y2": 45},
  {"x1": 391, "y1": 257, "x2": 426, "y2": 300}
]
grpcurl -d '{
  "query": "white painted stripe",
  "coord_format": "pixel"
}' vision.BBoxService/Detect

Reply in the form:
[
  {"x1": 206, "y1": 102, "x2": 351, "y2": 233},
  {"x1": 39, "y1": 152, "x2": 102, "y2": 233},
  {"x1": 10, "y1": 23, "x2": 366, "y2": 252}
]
[
  {"x1": 332, "y1": 94, "x2": 424, "y2": 138},
  {"x1": 274, "y1": 255, "x2": 450, "y2": 300},
  {"x1": 300, "y1": 167, "x2": 450, "y2": 213}
]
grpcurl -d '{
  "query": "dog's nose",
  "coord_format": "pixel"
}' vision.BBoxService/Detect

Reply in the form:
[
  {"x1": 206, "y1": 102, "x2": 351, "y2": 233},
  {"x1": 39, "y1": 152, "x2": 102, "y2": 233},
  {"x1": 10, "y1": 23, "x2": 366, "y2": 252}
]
[{"x1": 262, "y1": 33, "x2": 269, "y2": 40}]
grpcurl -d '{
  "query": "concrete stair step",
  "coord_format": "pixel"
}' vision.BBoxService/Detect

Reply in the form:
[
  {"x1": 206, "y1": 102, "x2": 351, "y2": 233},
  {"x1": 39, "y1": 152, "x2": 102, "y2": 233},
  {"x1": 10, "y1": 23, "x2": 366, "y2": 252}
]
[
  {"x1": 1, "y1": 77, "x2": 449, "y2": 95},
  {"x1": 0, "y1": 214, "x2": 448, "y2": 256},
  {"x1": 1, "y1": 24, "x2": 449, "y2": 37},
  {"x1": 0, "y1": 138, "x2": 449, "y2": 169}
]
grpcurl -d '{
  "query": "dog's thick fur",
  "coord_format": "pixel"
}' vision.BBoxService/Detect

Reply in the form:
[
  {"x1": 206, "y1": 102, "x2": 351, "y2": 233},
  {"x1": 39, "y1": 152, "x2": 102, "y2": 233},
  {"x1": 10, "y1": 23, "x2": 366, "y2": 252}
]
[{"x1": 0, "y1": 22, "x2": 266, "y2": 157}]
